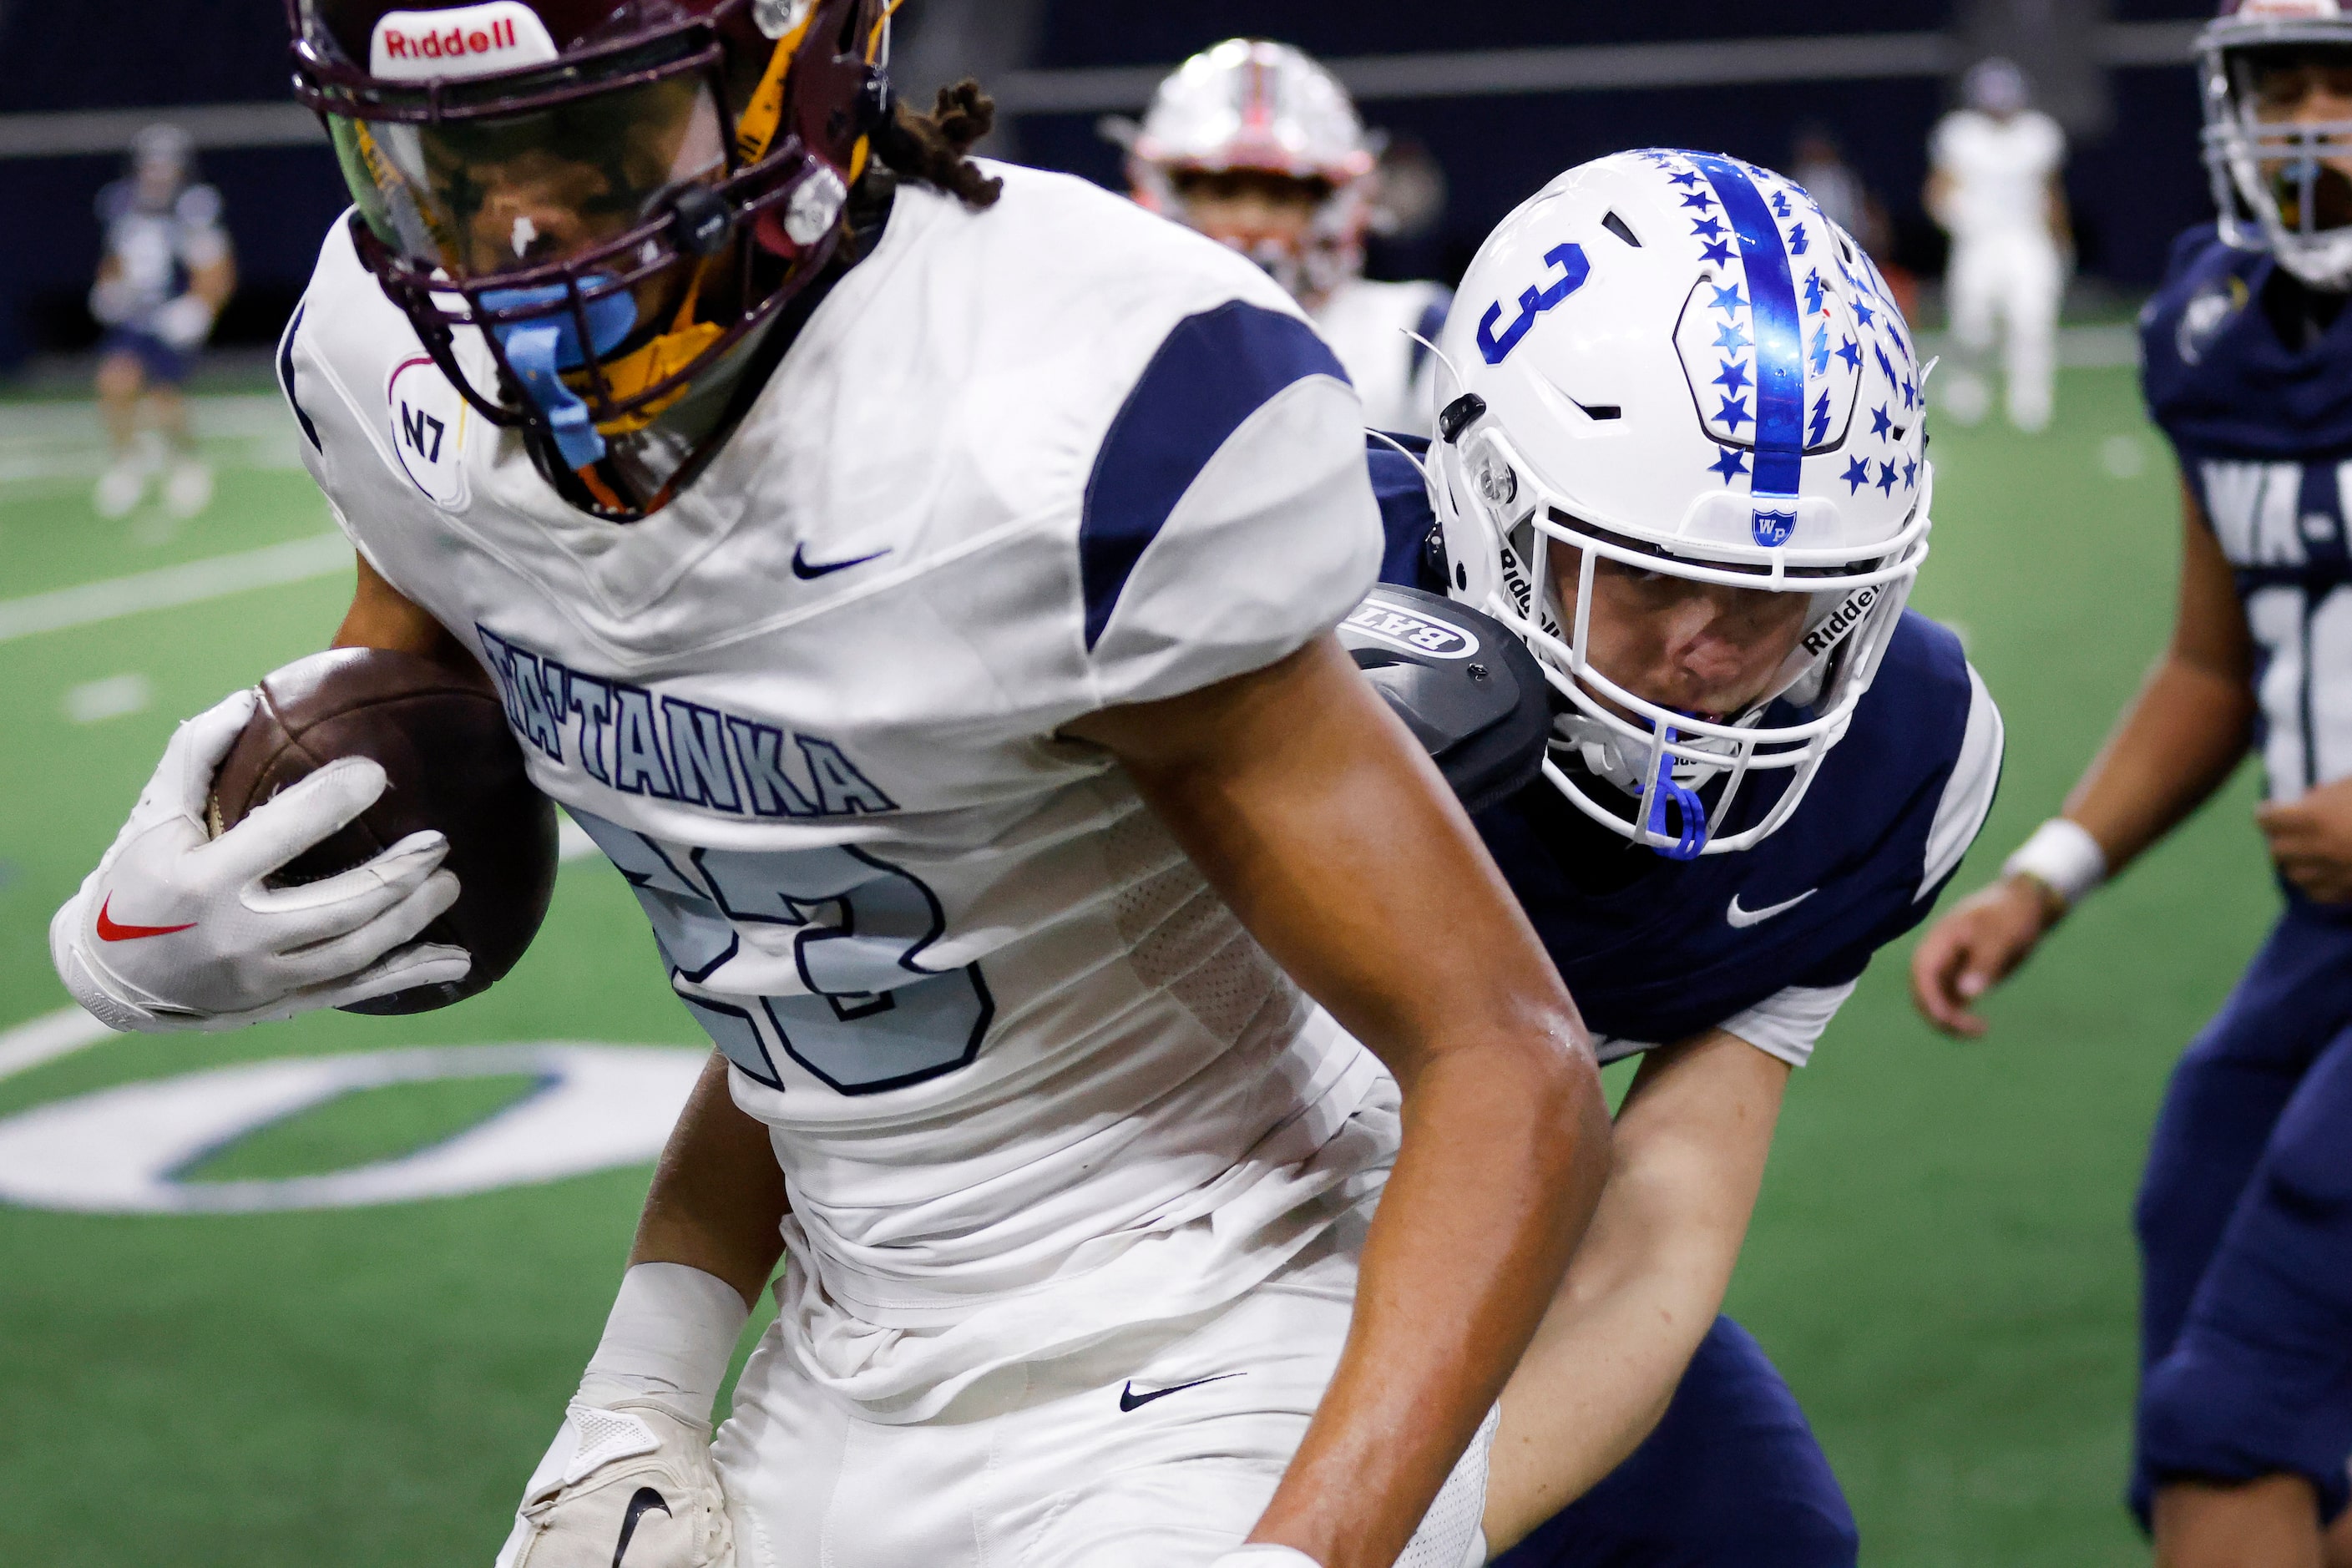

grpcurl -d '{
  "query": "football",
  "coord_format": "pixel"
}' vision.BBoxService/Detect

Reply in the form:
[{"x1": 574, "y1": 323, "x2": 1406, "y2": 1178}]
[{"x1": 206, "y1": 646, "x2": 559, "y2": 1015}]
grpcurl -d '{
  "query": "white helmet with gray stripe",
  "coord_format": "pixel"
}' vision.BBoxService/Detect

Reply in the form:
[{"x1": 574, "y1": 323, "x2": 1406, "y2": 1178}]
[{"x1": 1428, "y1": 148, "x2": 1932, "y2": 856}]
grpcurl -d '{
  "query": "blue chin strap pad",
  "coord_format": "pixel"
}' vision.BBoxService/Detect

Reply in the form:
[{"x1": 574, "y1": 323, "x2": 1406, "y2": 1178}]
[
  {"x1": 478, "y1": 281, "x2": 639, "y2": 470},
  {"x1": 1645, "y1": 726, "x2": 1710, "y2": 860}
]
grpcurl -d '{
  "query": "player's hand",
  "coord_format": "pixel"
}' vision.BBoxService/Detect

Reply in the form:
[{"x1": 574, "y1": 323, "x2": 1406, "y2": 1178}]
[
  {"x1": 494, "y1": 1401, "x2": 732, "y2": 1568},
  {"x1": 49, "y1": 688, "x2": 468, "y2": 1032},
  {"x1": 151, "y1": 292, "x2": 215, "y2": 351},
  {"x1": 2256, "y1": 778, "x2": 2352, "y2": 903},
  {"x1": 1908, "y1": 874, "x2": 2060, "y2": 1038}
]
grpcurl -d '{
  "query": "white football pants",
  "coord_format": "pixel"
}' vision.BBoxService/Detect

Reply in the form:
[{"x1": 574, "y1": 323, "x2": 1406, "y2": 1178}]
[
  {"x1": 1945, "y1": 231, "x2": 2062, "y2": 432},
  {"x1": 711, "y1": 1220, "x2": 1494, "y2": 1568}
]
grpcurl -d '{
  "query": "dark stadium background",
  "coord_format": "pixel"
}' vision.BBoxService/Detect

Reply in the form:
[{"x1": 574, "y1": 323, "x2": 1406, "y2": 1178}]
[{"x1": 0, "y1": 0, "x2": 2213, "y2": 370}]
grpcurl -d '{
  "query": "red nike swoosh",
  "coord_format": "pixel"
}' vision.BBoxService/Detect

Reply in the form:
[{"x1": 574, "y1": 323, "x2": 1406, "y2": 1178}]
[{"x1": 95, "y1": 895, "x2": 196, "y2": 942}]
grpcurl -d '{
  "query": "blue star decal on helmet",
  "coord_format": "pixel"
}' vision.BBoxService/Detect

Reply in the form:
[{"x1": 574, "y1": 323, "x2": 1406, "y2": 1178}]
[
  {"x1": 1903, "y1": 456, "x2": 1920, "y2": 488},
  {"x1": 1712, "y1": 358, "x2": 1752, "y2": 394},
  {"x1": 1809, "y1": 322, "x2": 1831, "y2": 377},
  {"x1": 1852, "y1": 297, "x2": 1875, "y2": 328},
  {"x1": 1875, "y1": 459, "x2": 1898, "y2": 494},
  {"x1": 1836, "y1": 336, "x2": 1862, "y2": 372},
  {"x1": 1841, "y1": 455, "x2": 1871, "y2": 493},
  {"x1": 1680, "y1": 190, "x2": 1717, "y2": 210},
  {"x1": 1712, "y1": 321, "x2": 1752, "y2": 352},
  {"x1": 1870, "y1": 404, "x2": 1892, "y2": 438},
  {"x1": 1691, "y1": 215, "x2": 1726, "y2": 241},
  {"x1": 1701, "y1": 239, "x2": 1735, "y2": 266},
  {"x1": 1709, "y1": 283, "x2": 1748, "y2": 315},
  {"x1": 1900, "y1": 375, "x2": 1917, "y2": 411},
  {"x1": 1714, "y1": 394, "x2": 1753, "y2": 432},
  {"x1": 1708, "y1": 445, "x2": 1749, "y2": 483},
  {"x1": 1669, "y1": 169, "x2": 1701, "y2": 187}
]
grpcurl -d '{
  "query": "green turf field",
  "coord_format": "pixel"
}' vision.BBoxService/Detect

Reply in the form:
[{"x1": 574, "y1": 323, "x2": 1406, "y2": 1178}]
[{"x1": 0, "y1": 367, "x2": 2274, "y2": 1565}]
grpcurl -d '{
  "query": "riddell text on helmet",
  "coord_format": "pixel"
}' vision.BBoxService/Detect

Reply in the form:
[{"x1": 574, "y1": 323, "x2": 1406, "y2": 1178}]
[{"x1": 368, "y1": 3, "x2": 559, "y2": 80}]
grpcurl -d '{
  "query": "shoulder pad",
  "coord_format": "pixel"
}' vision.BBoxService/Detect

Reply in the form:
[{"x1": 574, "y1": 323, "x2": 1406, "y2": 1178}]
[{"x1": 1337, "y1": 584, "x2": 1550, "y2": 815}]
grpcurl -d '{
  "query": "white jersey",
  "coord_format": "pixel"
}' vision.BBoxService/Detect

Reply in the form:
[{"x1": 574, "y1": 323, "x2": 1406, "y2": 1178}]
[
  {"x1": 1312, "y1": 276, "x2": 1449, "y2": 434},
  {"x1": 1930, "y1": 109, "x2": 2065, "y2": 245},
  {"x1": 280, "y1": 163, "x2": 1392, "y2": 1418},
  {"x1": 97, "y1": 180, "x2": 229, "y2": 330}
]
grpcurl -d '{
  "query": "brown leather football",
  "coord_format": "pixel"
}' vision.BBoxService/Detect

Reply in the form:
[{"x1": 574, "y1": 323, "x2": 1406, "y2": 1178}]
[{"x1": 207, "y1": 646, "x2": 559, "y2": 1015}]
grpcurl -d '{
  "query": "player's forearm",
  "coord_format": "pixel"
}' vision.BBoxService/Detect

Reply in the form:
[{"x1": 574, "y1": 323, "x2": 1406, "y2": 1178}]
[
  {"x1": 2060, "y1": 652, "x2": 2255, "y2": 875},
  {"x1": 629, "y1": 1051, "x2": 792, "y2": 1310},
  {"x1": 1481, "y1": 1029, "x2": 1783, "y2": 1550},
  {"x1": 1252, "y1": 1029, "x2": 1609, "y2": 1568},
  {"x1": 192, "y1": 256, "x2": 236, "y2": 312}
]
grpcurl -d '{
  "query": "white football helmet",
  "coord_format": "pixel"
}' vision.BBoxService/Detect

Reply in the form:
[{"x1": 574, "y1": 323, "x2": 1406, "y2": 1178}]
[
  {"x1": 2199, "y1": 0, "x2": 2352, "y2": 289},
  {"x1": 1426, "y1": 149, "x2": 1931, "y2": 857},
  {"x1": 1123, "y1": 38, "x2": 1378, "y2": 301}
]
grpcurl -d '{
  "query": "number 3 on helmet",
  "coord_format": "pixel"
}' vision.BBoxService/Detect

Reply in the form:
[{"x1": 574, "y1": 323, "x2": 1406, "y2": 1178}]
[{"x1": 1427, "y1": 149, "x2": 1932, "y2": 857}]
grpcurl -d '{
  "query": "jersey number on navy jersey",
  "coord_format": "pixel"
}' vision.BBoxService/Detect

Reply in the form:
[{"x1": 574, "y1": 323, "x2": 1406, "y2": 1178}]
[{"x1": 569, "y1": 810, "x2": 995, "y2": 1095}]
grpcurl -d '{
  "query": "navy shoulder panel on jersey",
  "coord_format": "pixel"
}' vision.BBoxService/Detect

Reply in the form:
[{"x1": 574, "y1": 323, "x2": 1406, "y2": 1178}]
[
  {"x1": 2139, "y1": 223, "x2": 2352, "y2": 461},
  {"x1": 1368, "y1": 432, "x2": 1444, "y2": 591},
  {"x1": 1080, "y1": 301, "x2": 1350, "y2": 650},
  {"x1": 1475, "y1": 612, "x2": 1980, "y2": 1044}
]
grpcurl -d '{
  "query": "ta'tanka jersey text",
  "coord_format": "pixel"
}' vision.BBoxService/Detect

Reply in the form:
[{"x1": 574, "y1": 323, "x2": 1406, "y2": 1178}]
[
  {"x1": 279, "y1": 163, "x2": 1393, "y2": 1420},
  {"x1": 1371, "y1": 440, "x2": 2004, "y2": 1063},
  {"x1": 2142, "y1": 224, "x2": 2352, "y2": 808}
]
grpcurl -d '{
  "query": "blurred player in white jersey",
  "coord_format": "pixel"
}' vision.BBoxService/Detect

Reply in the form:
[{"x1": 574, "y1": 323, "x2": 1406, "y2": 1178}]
[
  {"x1": 89, "y1": 124, "x2": 236, "y2": 519},
  {"x1": 48, "y1": 3, "x2": 1611, "y2": 1567},
  {"x1": 1925, "y1": 57, "x2": 2070, "y2": 432},
  {"x1": 1119, "y1": 38, "x2": 1451, "y2": 433}
]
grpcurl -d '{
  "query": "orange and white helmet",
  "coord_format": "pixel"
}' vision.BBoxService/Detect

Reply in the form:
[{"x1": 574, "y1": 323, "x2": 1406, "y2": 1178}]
[{"x1": 1123, "y1": 38, "x2": 1377, "y2": 300}]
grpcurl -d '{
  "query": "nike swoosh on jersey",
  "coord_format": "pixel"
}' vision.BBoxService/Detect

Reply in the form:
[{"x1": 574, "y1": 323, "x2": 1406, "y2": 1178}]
[
  {"x1": 94, "y1": 895, "x2": 196, "y2": 942},
  {"x1": 1118, "y1": 1373, "x2": 1242, "y2": 1413},
  {"x1": 613, "y1": 1486, "x2": 670, "y2": 1568},
  {"x1": 791, "y1": 543, "x2": 890, "y2": 580},
  {"x1": 1725, "y1": 888, "x2": 1818, "y2": 928}
]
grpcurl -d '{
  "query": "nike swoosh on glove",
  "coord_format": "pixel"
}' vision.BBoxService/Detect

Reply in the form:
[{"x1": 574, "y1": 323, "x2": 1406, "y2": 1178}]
[
  {"x1": 50, "y1": 686, "x2": 468, "y2": 1031},
  {"x1": 495, "y1": 1402, "x2": 732, "y2": 1568}
]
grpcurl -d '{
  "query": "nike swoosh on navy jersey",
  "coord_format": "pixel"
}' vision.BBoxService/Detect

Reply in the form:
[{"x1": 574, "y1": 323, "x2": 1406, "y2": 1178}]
[
  {"x1": 1725, "y1": 888, "x2": 1818, "y2": 928},
  {"x1": 791, "y1": 543, "x2": 889, "y2": 579},
  {"x1": 1118, "y1": 1373, "x2": 1241, "y2": 1412}
]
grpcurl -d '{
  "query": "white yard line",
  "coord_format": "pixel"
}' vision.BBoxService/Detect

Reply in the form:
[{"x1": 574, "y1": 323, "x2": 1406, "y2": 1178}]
[
  {"x1": 0, "y1": 1005, "x2": 113, "y2": 1083},
  {"x1": 0, "y1": 533, "x2": 352, "y2": 645}
]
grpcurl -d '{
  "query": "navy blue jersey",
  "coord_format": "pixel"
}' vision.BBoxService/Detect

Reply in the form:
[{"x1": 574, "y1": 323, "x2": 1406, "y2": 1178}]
[
  {"x1": 2142, "y1": 225, "x2": 2352, "y2": 802},
  {"x1": 1369, "y1": 438, "x2": 2002, "y2": 1056}
]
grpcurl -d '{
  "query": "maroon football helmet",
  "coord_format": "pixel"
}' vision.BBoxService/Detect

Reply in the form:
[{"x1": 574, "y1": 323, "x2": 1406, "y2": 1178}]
[{"x1": 287, "y1": 0, "x2": 888, "y2": 489}]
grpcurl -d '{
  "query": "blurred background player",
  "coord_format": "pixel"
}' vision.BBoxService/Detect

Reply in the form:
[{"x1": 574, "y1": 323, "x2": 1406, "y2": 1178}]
[
  {"x1": 1116, "y1": 38, "x2": 1450, "y2": 433},
  {"x1": 1925, "y1": 57, "x2": 2069, "y2": 432},
  {"x1": 87, "y1": 123, "x2": 236, "y2": 519},
  {"x1": 1370, "y1": 148, "x2": 1998, "y2": 1567},
  {"x1": 1789, "y1": 123, "x2": 1918, "y2": 321},
  {"x1": 1913, "y1": 6, "x2": 2352, "y2": 1564}
]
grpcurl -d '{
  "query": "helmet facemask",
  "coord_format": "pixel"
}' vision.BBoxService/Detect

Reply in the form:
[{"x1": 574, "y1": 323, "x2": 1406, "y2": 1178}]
[
  {"x1": 291, "y1": 0, "x2": 887, "y2": 513},
  {"x1": 2202, "y1": 20, "x2": 2352, "y2": 289},
  {"x1": 1433, "y1": 407, "x2": 1928, "y2": 858}
]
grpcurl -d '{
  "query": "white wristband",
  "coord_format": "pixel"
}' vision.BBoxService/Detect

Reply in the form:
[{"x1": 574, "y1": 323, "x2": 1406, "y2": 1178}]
[
  {"x1": 2001, "y1": 817, "x2": 2107, "y2": 909},
  {"x1": 574, "y1": 1262, "x2": 750, "y2": 1424},
  {"x1": 1211, "y1": 1550, "x2": 1323, "y2": 1568}
]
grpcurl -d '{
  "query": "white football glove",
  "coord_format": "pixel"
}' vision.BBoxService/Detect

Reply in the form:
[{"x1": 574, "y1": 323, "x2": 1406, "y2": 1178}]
[
  {"x1": 88, "y1": 276, "x2": 140, "y2": 327},
  {"x1": 150, "y1": 291, "x2": 216, "y2": 351},
  {"x1": 495, "y1": 1263, "x2": 751, "y2": 1568},
  {"x1": 50, "y1": 687, "x2": 468, "y2": 1032}
]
